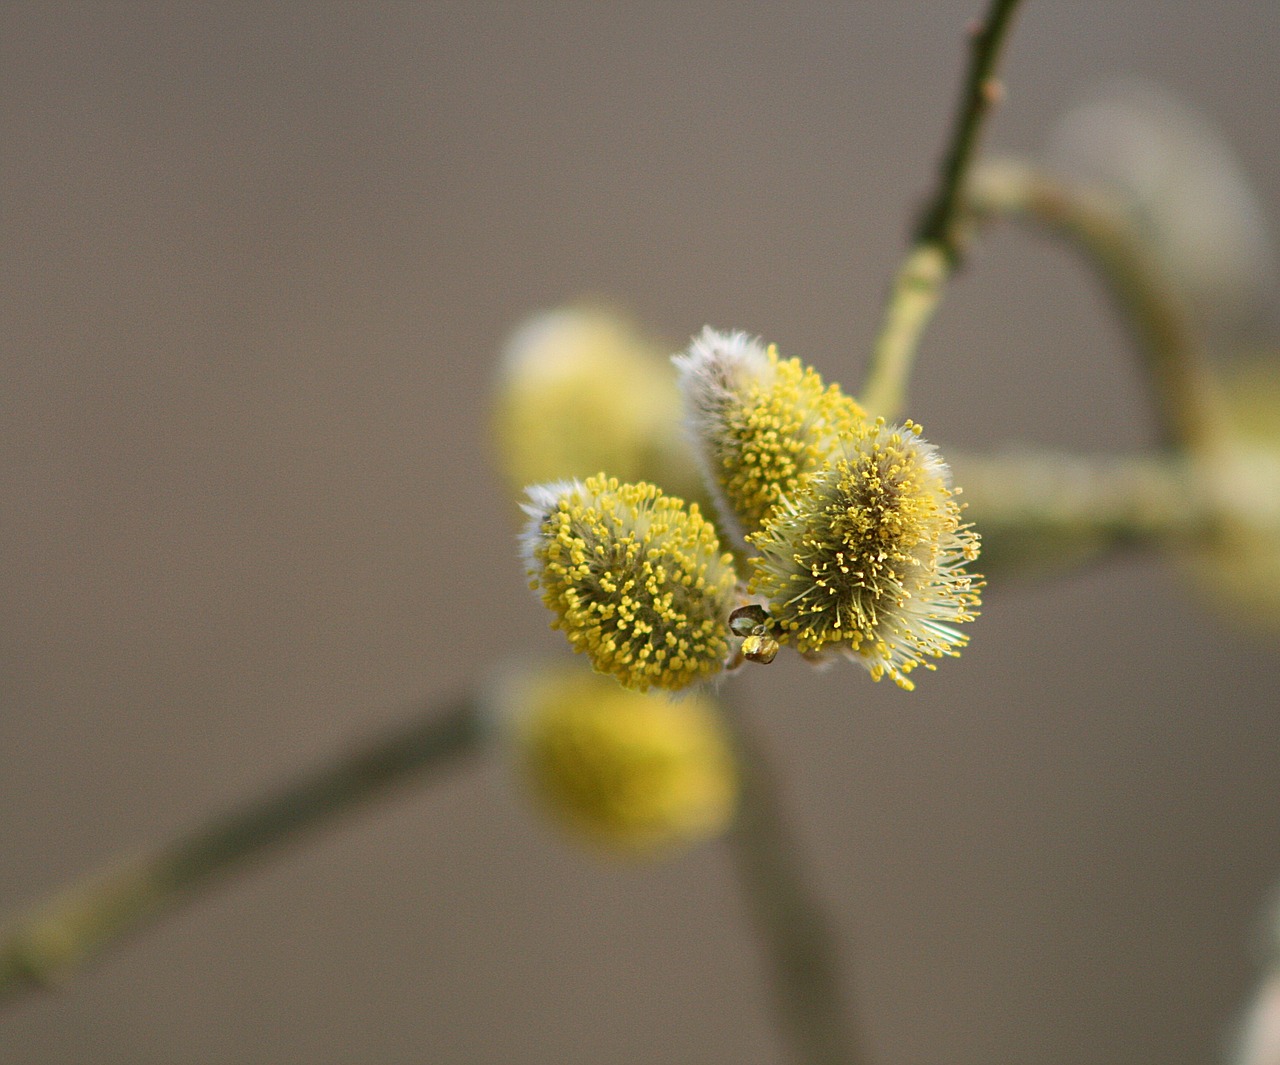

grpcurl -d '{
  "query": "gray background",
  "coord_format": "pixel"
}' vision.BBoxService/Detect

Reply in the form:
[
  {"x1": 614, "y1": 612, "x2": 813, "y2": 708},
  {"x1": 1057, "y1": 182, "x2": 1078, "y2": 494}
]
[{"x1": 3, "y1": 3, "x2": 1278, "y2": 1063}]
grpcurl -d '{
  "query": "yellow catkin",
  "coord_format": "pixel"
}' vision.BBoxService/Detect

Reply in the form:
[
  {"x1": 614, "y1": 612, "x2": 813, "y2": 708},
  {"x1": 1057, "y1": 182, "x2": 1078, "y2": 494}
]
[
  {"x1": 721, "y1": 349, "x2": 866, "y2": 534},
  {"x1": 514, "y1": 666, "x2": 738, "y2": 855},
  {"x1": 523, "y1": 476, "x2": 738, "y2": 691},
  {"x1": 1182, "y1": 356, "x2": 1280, "y2": 629},
  {"x1": 676, "y1": 329, "x2": 866, "y2": 541},
  {"x1": 748, "y1": 419, "x2": 982, "y2": 689},
  {"x1": 493, "y1": 308, "x2": 705, "y2": 504}
]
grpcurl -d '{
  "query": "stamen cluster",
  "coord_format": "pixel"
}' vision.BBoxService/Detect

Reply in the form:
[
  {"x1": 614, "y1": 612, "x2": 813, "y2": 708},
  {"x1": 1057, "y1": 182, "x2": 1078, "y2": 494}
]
[
  {"x1": 747, "y1": 419, "x2": 982, "y2": 689},
  {"x1": 512, "y1": 665, "x2": 738, "y2": 854},
  {"x1": 675, "y1": 328, "x2": 865, "y2": 542},
  {"x1": 522, "y1": 475, "x2": 737, "y2": 691}
]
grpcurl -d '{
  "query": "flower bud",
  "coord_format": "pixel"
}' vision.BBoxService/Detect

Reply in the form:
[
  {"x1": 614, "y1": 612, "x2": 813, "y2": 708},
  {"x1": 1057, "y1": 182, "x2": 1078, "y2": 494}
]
[
  {"x1": 1049, "y1": 80, "x2": 1279, "y2": 351},
  {"x1": 1182, "y1": 357, "x2": 1280, "y2": 630}
]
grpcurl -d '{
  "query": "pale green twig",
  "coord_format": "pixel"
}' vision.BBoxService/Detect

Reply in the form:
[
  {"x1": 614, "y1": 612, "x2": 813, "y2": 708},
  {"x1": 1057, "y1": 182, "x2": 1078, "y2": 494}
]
[
  {"x1": 721, "y1": 697, "x2": 864, "y2": 1065},
  {"x1": 861, "y1": 243, "x2": 950, "y2": 419},
  {"x1": 860, "y1": 0, "x2": 1025, "y2": 419},
  {"x1": 966, "y1": 157, "x2": 1231, "y2": 452},
  {"x1": 950, "y1": 449, "x2": 1210, "y2": 577},
  {"x1": 0, "y1": 697, "x2": 486, "y2": 1003}
]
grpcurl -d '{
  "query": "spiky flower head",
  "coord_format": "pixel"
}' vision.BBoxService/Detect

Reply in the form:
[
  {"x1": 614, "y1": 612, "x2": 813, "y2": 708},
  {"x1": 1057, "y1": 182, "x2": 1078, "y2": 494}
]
[
  {"x1": 510, "y1": 664, "x2": 737, "y2": 856},
  {"x1": 674, "y1": 327, "x2": 866, "y2": 543},
  {"x1": 522, "y1": 475, "x2": 738, "y2": 692},
  {"x1": 747, "y1": 419, "x2": 982, "y2": 690}
]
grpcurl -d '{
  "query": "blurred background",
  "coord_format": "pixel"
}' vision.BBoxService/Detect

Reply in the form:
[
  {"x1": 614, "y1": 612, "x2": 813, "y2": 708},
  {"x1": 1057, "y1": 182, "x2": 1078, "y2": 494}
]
[{"x1": 2, "y1": 3, "x2": 1278, "y2": 1062}]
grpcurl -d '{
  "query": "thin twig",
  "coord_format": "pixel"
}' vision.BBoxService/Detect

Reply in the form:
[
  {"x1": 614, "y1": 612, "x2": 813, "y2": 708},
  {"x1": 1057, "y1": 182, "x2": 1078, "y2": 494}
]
[
  {"x1": 0, "y1": 697, "x2": 486, "y2": 1003},
  {"x1": 860, "y1": 0, "x2": 1025, "y2": 419},
  {"x1": 721, "y1": 695, "x2": 864, "y2": 1065},
  {"x1": 949, "y1": 448, "x2": 1209, "y2": 577},
  {"x1": 966, "y1": 157, "x2": 1231, "y2": 452}
]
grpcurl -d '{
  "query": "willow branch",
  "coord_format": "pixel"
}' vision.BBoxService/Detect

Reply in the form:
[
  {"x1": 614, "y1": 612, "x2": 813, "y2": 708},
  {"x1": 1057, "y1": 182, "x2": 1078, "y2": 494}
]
[
  {"x1": 955, "y1": 445, "x2": 1280, "y2": 634},
  {"x1": 951, "y1": 449, "x2": 1211, "y2": 577},
  {"x1": 0, "y1": 697, "x2": 487, "y2": 1004},
  {"x1": 966, "y1": 157, "x2": 1231, "y2": 452},
  {"x1": 861, "y1": 0, "x2": 1025, "y2": 419},
  {"x1": 721, "y1": 697, "x2": 864, "y2": 1065}
]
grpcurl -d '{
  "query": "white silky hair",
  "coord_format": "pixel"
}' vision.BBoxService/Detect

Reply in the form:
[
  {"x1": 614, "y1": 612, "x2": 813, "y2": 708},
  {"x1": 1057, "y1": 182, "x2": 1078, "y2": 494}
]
[
  {"x1": 519, "y1": 479, "x2": 582, "y2": 581},
  {"x1": 672, "y1": 327, "x2": 775, "y2": 546}
]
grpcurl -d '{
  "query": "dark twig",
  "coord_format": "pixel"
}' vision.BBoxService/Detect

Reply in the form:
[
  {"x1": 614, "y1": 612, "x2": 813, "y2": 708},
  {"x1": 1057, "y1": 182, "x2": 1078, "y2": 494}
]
[{"x1": 861, "y1": 0, "x2": 1026, "y2": 419}]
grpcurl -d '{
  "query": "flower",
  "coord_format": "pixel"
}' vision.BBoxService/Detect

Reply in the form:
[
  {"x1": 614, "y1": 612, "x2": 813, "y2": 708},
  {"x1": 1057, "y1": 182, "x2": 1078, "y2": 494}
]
[
  {"x1": 492, "y1": 308, "x2": 704, "y2": 504},
  {"x1": 509, "y1": 664, "x2": 738, "y2": 855},
  {"x1": 522, "y1": 475, "x2": 739, "y2": 691},
  {"x1": 674, "y1": 327, "x2": 866, "y2": 543},
  {"x1": 747, "y1": 419, "x2": 982, "y2": 689}
]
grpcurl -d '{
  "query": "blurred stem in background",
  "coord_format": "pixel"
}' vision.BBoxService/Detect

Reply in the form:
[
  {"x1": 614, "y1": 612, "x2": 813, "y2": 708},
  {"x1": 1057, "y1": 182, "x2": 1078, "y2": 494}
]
[
  {"x1": 0, "y1": 698, "x2": 487, "y2": 1002},
  {"x1": 966, "y1": 157, "x2": 1231, "y2": 452},
  {"x1": 0, "y1": 688, "x2": 864, "y2": 1065},
  {"x1": 721, "y1": 694, "x2": 864, "y2": 1065},
  {"x1": 951, "y1": 450, "x2": 1208, "y2": 578}
]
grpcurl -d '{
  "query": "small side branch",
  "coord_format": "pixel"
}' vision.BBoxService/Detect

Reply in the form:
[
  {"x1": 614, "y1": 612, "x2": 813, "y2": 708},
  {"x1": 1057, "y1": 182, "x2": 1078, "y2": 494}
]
[
  {"x1": 860, "y1": 0, "x2": 1025, "y2": 419},
  {"x1": 966, "y1": 157, "x2": 1230, "y2": 452},
  {"x1": 0, "y1": 697, "x2": 487, "y2": 1003},
  {"x1": 950, "y1": 449, "x2": 1210, "y2": 577}
]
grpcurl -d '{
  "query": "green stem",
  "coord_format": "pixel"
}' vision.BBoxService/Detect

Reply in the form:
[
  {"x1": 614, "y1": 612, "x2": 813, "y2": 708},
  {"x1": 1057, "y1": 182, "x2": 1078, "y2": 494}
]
[
  {"x1": 0, "y1": 697, "x2": 486, "y2": 1003},
  {"x1": 966, "y1": 157, "x2": 1231, "y2": 452},
  {"x1": 721, "y1": 697, "x2": 864, "y2": 1065},
  {"x1": 950, "y1": 449, "x2": 1210, "y2": 577},
  {"x1": 862, "y1": 244, "x2": 950, "y2": 419},
  {"x1": 861, "y1": 0, "x2": 1025, "y2": 420}
]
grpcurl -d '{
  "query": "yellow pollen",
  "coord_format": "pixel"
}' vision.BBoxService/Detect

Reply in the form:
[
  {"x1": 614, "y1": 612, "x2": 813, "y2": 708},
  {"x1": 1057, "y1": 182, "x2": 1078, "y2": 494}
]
[{"x1": 527, "y1": 476, "x2": 738, "y2": 691}]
